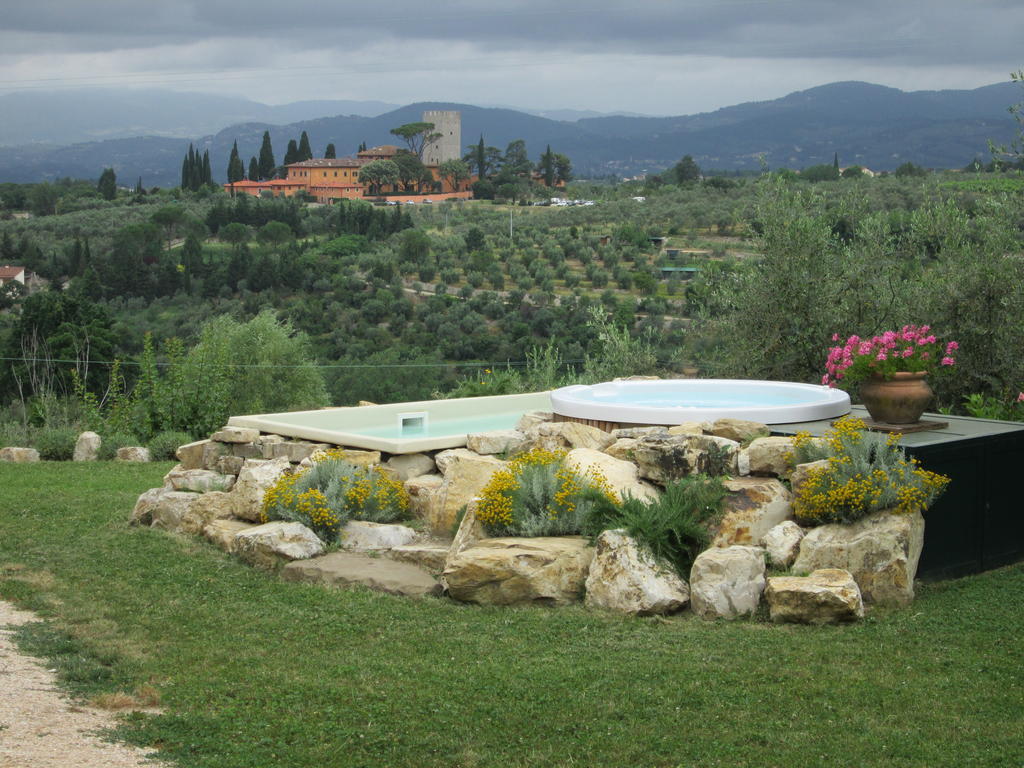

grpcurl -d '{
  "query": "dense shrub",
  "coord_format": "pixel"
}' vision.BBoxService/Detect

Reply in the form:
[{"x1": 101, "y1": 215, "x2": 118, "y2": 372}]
[
  {"x1": 262, "y1": 451, "x2": 408, "y2": 543},
  {"x1": 475, "y1": 449, "x2": 618, "y2": 537},
  {"x1": 148, "y1": 430, "x2": 194, "y2": 461},
  {"x1": 790, "y1": 416, "x2": 949, "y2": 524},
  {"x1": 33, "y1": 427, "x2": 78, "y2": 460},
  {"x1": 98, "y1": 432, "x2": 142, "y2": 460},
  {"x1": 583, "y1": 475, "x2": 727, "y2": 577}
]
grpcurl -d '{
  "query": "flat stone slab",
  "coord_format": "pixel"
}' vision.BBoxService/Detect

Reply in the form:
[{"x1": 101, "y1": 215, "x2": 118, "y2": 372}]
[{"x1": 281, "y1": 551, "x2": 442, "y2": 597}]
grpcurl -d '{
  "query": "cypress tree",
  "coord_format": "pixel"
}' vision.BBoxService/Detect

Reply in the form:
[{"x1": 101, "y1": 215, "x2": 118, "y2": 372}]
[
  {"x1": 202, "y1": 150, "x2": 212, "y2": 186},
  {"x1": 298, "y1": 131, "x2": 312, "y2": 161},
  {"x1": 358, "y1": 141, "x2": 367, "y2": 152},
  {"x1": 227, "y1": 141, "x2": 245, "y2": 183},
  {"x1": 248, "y1": 157, "x2": 259, "y2": 182},
  {"x1": 135, "y1": 176, "x2": 144, "y2": 195},
  {"x1": 257, "y1": 131, "x2": 276, "y2": 181},
  {"x1": 833, "y1": 152, "x2": 839, "y2": 171},
  {"x1": 476, "y1": 135, "x2": 486, "y2": 177},
  {"x1": 284, "y1": 139, "x2": 299, "y2": 167},
  {"x1": 97, "y1": 168, "x2": 117, "y2": 200},
  {"x1": 187, "y1": 144, "x2": 197, "y2": 189},
  {"x1": 324, "y1": 143, "x2": 336, "y2": 159},
  {"x1": 181, "y1": 154, "x2": 190, "y2": 189}
]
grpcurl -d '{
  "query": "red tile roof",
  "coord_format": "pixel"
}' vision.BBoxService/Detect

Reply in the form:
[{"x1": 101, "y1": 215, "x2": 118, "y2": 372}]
[
  {"x1": 285, "y1": 157, "x2": 364, "y2": 169},
  {"x1": 0, "y1": 266, "x2": 25, "y2": 280}
]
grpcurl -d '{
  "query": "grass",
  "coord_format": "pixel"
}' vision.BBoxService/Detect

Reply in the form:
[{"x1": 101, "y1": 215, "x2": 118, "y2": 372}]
[{"x1": 1, "y1": 461, "x2": 1022, "y2": 768}]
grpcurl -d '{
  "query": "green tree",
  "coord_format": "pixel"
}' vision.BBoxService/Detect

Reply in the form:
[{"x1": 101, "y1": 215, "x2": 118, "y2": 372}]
[
  {"x1": 438, "y1": 158, "x2": 471, "y2": 192},
  {"x1": 97, "y1": 168, "x2": 117, "y2": 200},
  {"x1": 284, "y1": 139, "x2": 299, "y2": 167},
  {"x1": 151, "y1": 205, "x2": 188, "y2": 249},
  {"x1": 324, "y1": 143, "x2": 336, "y2": 159},
  {"x1": 539, "y1": 145, "x2": 555, "y2": 186},
  {"x1": 841, "y1": 165, "x2": 864, "y2": 179},
  {"x1": 894, "y1": 161, "x2": 927, "y2": 178},
  {"x1": 554, "y1": 153, "x2": 572, "y2": 184},
  {"x1": 257, "y1": 131, "x2": 276, "y2": 181},
  {"x1": 257, "y1": 220, "x2": 294, "y2": 248},
  {"x1": 673, "y1": 155, "x2": 701, "y2": 184},
  {"x1": 297, "y1": 131, "x2": 313, "y2": 161},
  {"x1": 990, "y1": 69, "x2": 1024, "y2": 167},
  {"x1": 248, "y1": 156, "x2": 259, "y2": 182},
  {"x1": 227, "y1": 141, "x2": 245, "y2": 183},
  {"x1": 801, "y1": 163, "x2": 840, "y2": 182},
  {"x1": 390, "y1": 122, "x2": 440, "y2": 160},
  {"x1": 28, "y1": 183, "x2": 59, "y2": 216},
  {"x1": 393, "y1": 151, "x2": 431, "y2": 192},
  {"x1": 502, "y1": 139, "x2": 532, "y2": 176},
  {"x1": 465, "y1": 135, "x2": 488, "y2": 178},
  {"x1": 358, "y1": 159, "x2": 400, "y2": 196}
]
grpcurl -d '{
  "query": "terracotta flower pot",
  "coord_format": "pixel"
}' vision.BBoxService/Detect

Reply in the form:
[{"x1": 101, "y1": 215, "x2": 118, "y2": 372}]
[{"x1": 859, "y1": 372, "x2": 933, "y2": 425}]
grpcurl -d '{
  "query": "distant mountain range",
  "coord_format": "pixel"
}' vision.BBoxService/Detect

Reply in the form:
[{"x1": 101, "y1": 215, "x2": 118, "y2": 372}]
[{"x1": 0, "y1": 81, "x2": 1017, "y2": 185}]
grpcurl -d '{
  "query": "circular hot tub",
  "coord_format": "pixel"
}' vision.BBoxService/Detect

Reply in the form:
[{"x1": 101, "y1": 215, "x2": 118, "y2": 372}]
[{"x1": 550, "y1": 379, "x2": 851, "y2": 426}]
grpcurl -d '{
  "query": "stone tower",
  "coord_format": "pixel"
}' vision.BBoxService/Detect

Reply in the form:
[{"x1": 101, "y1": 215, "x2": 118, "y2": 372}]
[{"x1": 422, "y1": 110, "x2": 461, "y2": 166}]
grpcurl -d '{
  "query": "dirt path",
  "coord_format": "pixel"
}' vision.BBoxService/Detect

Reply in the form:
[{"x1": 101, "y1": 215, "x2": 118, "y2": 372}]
[{"x1": 0, "y1": 601, "x2": 157, "y2": 767}]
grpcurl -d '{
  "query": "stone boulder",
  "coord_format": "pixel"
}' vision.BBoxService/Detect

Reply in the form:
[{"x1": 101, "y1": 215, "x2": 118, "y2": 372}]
[
  {"x1": 428, "y1": 452, "x2": 507, "y2": 535},
  {"x1": 792, "y1": 509, "x2": 925, "y2": 607},
  {"x1": 202, "y1": 518, "x2": 256, "y2": 553},
  {"x1": 175, "y1": 439, "x2": 209, "y2": 470},
  {"x1": 790, "y1": 459, "x2": 830, "y2": 500},
  {"x1": 73, "y1": 431, "x2": 101, "y2": 462},
  {"x1": 631, "y1": 434, "x2": 740, "y2": 484},
  {"x1": 604, "y1": 438, "x2": 640, "y2": 462},
  {"x1": 689, "y1": 545, "x2": 766, "y2": 620},
  {"x1": 131, "y1": 486, "x2": 171, "y2": 526},
  {"x1": 761, "y1": 521, "x2": 805, "y2": 569},
  {"x1": 201, "y1": 441, "x2": 229, "y2": 470},
  {"x1": 710, "y1": 477, "x2": 793, "y2": 548},
  {"x1": 387, "y1": 543, "x2": 451, "y2": 574},
  {"x1": 231, "y1": 457, "x2": 292, "y2": 522},
  {"x1": 443, "y1": 502, "x2": 486, "y2": 573},
  {"x1": 667, "y1": 422, "x2": 705, "y2": 436},
  {"x1": 271, "y1": 440, "x2": 329, "y2": 463},
  {"x1": 164, "y1": 467, "x2": 236, "y2": 494},
  {"x1": 765, "y1": 569, "x2": 864, "y2": 624},
  {"x1": 434, "y1": 448, "x2": 480, "y2": 475},
  {"x1": 234, "y1": 521, "x2": 324, "y2": 569},
  {"x1": 231, "y1": 442, "x2": 263, "y2": 460},
  {"x1": 385, "y1": 453, "x2": 436, "y2": 482},
  {"x1": 610, "y1": 426, "x2": 668, "y2": 440},
  {"x1": 739, "y1": 437, "x2": 796, "y2": 478},
  {"x1": 257, "y1": 434, "x2": 285, "y2": 459},
  {"x1": 515, "y1": 411, "x2": 553, "y2": 432},
  {"x1": 564, "y1": 448, "x2": 659, "y2": 503},
  {"x1": 444, "y1": 537, "x2": 595, "y2": 606},
  {"x1": 282, "y1": 552, "x2": 441, "y2": 597},
  {"x1": 210, "y1": 426, "x2": 260, "y2": 444},
  {"x1": 584, "y1": 529, "x2": 689, "y2": 615},
  {"x1": 116, "y1": 446, "x2": 151, "y2": 462},
  {"x1": 404, "y1": 473, "x2": 444, "y2": 523},
  {"x1": 340, "y1": 521, "x2": 418, "y2": 551},
  {"x1": 467, "y1": 429, "x2": 526, "y2": 456},
  {"x1": 215, "y1": 455, "x2": 245, "y2": 476},
  {"x1": 704, "y1": 418, "x2": 770, "y2": 444},
  {"x1": 535, "y1": 421, "x2": 616, "y2": 452},
  {"x1": 132, "y1": 488, "x2": 199, "y2": 532},
  {"x1": 179, "y1": 491, "x2": 238, "y2": 536},
  {"x1": 0, "y1": 447, "x2": 40, "y2": 463}
]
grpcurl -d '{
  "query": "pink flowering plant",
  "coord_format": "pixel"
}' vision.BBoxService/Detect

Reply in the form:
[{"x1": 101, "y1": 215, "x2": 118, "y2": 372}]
[{"x1": 823, "y1": 325, "x2": 959, "y2": 388}]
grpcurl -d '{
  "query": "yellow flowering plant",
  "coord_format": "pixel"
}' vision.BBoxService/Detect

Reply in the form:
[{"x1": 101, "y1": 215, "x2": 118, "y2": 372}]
[
  {"x1": 262, "y1": 449, "x2": 408, "y2": 543},
  {"x1": 475, "y1": 448, "x2": 619, "y2": 537},
  {"x1": 791, "y1": 416, "x2": 949, "y2": 525}
]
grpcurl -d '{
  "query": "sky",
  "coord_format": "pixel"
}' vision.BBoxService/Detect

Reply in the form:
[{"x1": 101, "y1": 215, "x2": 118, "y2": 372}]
[{"x1": 0, "y1": 0, "x2": 1021, "y2": 115}]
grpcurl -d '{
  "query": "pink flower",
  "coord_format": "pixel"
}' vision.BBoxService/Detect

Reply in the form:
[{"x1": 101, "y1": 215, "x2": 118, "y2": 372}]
[
  {"x1": 946, "y1": 341, "x2": 959, "y2": 353},
  {"x1": 941, "y1": 357, "x2": 955, "y2": 366},
  {"x1": 902, "y1": 347, "x2": 915, "y2": 358},
  {"x1": 859, "y1": 342, "x2": 873, "y2": 355},
  {"x1": 1017, "y1": 392, "x2": 1024, "y2": 403},
  {"x1": 876, "y1": 351, "x2": 888, "y2": 361},
  {"x1": 822, "y1": 374, "x2": 830, "y2": 385},
  {"x1": 831, "y1": 333, "x2": 840, "y2": 342}
]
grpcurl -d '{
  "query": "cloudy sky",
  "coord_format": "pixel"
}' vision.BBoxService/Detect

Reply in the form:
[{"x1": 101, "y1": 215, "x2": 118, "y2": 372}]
[{"x1": 1, "y1": 0, "x2": 1021, "y2": 114}]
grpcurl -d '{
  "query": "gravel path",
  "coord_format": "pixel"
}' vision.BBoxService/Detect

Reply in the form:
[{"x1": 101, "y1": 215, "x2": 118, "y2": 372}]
[{"x1": 0, "y1": 600, "x2": 158, "y2": 768}]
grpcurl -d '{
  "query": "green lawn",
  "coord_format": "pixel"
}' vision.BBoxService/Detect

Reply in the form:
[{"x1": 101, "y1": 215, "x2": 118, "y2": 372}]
[{"x1": 1, "y1": 462, "x2": 1021, "y2": 768}]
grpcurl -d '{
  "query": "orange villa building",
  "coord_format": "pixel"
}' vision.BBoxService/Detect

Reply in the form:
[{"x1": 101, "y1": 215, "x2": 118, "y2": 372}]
[{"x1": 225, "y1": 111, "x2": 474, "y2": 203}]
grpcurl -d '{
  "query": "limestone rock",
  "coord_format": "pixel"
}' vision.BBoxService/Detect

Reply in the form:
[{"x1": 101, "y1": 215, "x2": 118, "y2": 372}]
[
  {"x1": 175, "y1": 439, "x2": 209, "y2": 470},
  {"x1": 604, "y1": 437, "x2": 639, "y2": 462},
  {"x1": 792, "y1": 509, "x2": 925, "y2": 607},
  {"x1": 705, "y1": 418, "x2": 770, "y2": 444},
  {"x1": 533, "y1": 421, "x2": 615, "y2": 452},
  {"x1": 282, "y1": 551, "x2": 441, "y2": 597},
  {"x1": 387, "y1": 543, "x2": 451, "y2": 573},
  {"x1": 564, "y1": 448, "x2": 659, "y2": 503},
  {"x1": 631, "y1": 434, "x2": 739, "y2": 484},
  {"x1": 428, "y1": 453, "x2": 506, "y2": 535},
  {"x1": 164, "y1": 467, "x2": 236, "y2": 494},
  {"x1": 211, "y1": 426, "x2": 260, "y2": 444},
  {"x1": 765, "y1": 569, "x2": 864, "y2": 624},
  {"x1": 73, "y1": 431, "x2": 101, "y2": 462},
  {"x1": 584, "y1": 529, "x2": 689, "y2": 615},
  {"x1": 130, "y1": 486, "x2": 170, "y2": 526},
  {"x1": 404, "y1": 473, "x2": 444, "y2": 524},
  {"x1": 179, "y1": 491, "x2": 238, "y2": 536},
  {"x1": 443, "y1": 501, "x2": 485, "y2": 573},
  {"x1": 761, "y1": 521, "x2": 805, "y2": 568},
  {"x1": 202, "y1": 518, "x2": 256, "y2": 553},
  {"x1": 332, "y1": 448, "x2": 381, "y2": 468},
  {"x1": 385, "y1": 453, "x2": 436, "y2": 481},
  {"x1": 667, "y1": 422, "x2": 706, "y2": 436},
  {"x1": 231, "y1": 442, "x2": 262, "y2": 459},
  {"x1": 689, "y1": 545, "x2": 766, "y2": 619},
  {"x1": 0, "y1": 447, "x2": 40, "y2": 463},
  {"x1": 116, "y1": 446, "x2": 151, "y2": 462},
  {"x1": 515, "y1": 411, "x2": 553, "y2": 432},
  {"x1": 201, "y1": 440, "x2": 229, "y2": 470},
  {"x1": 146, "y1": 490, "x2": 200, "y2": 532},
  {"x1": 341, "y1": 520, "x2": 418, "y2": 551},
  {"x1": 271, "y1": 440, "x2": 328, "y2": 463},
  {"x1": 741, "y1": 437, "x2": 797, "y2": 478},
  {"x1": 231, "y1": 457, "x2": 292, "y2": 522},
  {"x1": 443, "y1": 536, "x2": 595, "y2": 606},
  {"x1": 467, "y1": 429, "x2": 526, "y2": 456},
  {"x1": 790, "y1": 460, "x2": 830, "y2": 499},
  {"x1": 257, "y1": 434, "x2": 285, "y2": 459},
  {"x1": 610, "y1": 426, "x2": 668, "y2": 439},
  {"x1": 711, "y1": 477, "x2": 793, "y2": 548},
  {"x1": 216, "y1": 455, "x2": 245, "y2": 476},
  {"x1": 434, "y1": 448, "x2": 481, "y2": 476},
  {"x1": 234, "y1": 521, "x2": 324, "y2": 568}
]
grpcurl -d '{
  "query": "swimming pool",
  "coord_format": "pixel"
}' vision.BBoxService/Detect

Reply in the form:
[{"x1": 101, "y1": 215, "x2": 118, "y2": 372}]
[
  {"x1": 227, "y1": 391, "x2": 553, "y2": 454},
  {"x1": 551, "y1": 379, "x2": 850, "y2": 426}
]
